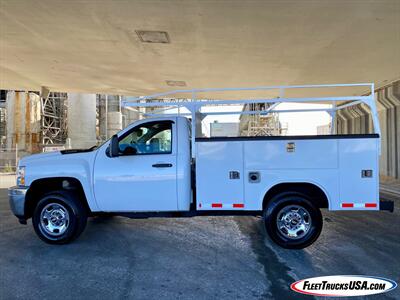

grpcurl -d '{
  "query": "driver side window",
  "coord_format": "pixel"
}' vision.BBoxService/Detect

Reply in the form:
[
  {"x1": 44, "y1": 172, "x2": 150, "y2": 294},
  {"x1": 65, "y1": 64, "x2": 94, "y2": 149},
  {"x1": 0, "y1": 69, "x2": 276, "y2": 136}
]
[{"x1": 118, "y1": 121, "x2": 172, "y2": 155}]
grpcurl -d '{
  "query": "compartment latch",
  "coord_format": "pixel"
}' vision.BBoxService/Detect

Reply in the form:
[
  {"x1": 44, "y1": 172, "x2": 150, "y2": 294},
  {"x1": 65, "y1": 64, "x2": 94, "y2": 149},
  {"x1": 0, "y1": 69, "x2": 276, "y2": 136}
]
[{"x1": 229, "y1": 171, "x2": 240, "y2": 179}]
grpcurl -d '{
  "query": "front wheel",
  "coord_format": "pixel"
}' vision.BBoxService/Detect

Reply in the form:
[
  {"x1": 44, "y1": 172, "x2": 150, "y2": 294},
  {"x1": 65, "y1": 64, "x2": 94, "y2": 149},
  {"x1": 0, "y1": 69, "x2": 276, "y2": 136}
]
[
  {"x1": 264, "y1": 194, "x2": 323, "y2": 249},
  {"x1": 32, "y1": 191, "x2": 88, "y2": 244}
]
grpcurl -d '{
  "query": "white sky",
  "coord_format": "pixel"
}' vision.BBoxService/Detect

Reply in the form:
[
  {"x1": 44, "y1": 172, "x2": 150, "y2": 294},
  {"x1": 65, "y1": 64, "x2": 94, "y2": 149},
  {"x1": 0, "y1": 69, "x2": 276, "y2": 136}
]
[
  {"x1": 202, "y1": 103, "x2": 332, "y2": 136},
  {"x1": 160, "y1": 103, "x2": 332, "y2": 136},
  {"x1": 276, "y1": 103, "x2": 332, "y2": 135}
]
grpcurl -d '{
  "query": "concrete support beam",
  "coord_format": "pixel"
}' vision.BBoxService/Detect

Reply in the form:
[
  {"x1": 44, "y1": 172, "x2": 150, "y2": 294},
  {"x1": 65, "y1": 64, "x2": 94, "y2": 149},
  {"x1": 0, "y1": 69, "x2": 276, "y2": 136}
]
[
  {"x1": 107, "y1": 111, "x2": 122, "y2": 138},
  {"x1": 106, "y1": 95, "x2": 122, "y2": 137},
  {"x1": 5, "y1": 91, "x2": 41, "y2": 152},
  {"x1": 67, "y1": 93, "x2": 96, "y2": 149},
  {"x1": 122, "y1": 107, "x2": 140, "y2": 128},
  {"x1": 336, "y1": 80, "x2": 400, "y2": 179}
]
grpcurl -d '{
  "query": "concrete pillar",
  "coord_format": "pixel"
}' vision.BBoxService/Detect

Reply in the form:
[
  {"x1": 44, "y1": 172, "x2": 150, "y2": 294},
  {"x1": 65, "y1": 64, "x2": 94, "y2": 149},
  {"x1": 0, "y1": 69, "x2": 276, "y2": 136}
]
[
  {"x1": 106, "y1": 95, "x2": 122, "y2": 137},
  {"x1": 67, "y1": 93, "x2": 96, "y2": 149},
  {"x1": 6, "y1": 91, "x2": 41, "y2": 152},
  {"x1": 107, "y1": 111, "x2": 122, "y2": 137},
  {"x1": 122, "y1": 107, "x2": 140, "y2": 127},
  {"x1": 6, "y1": 91, "x2": 22, "y2": 150}
]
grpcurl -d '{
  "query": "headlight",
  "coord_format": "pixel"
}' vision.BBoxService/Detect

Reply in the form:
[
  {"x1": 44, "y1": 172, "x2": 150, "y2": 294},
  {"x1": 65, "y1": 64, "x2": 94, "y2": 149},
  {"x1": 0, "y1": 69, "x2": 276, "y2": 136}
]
[{"x1": 16, "y1": 166, "x2": 26, "y2": 186}]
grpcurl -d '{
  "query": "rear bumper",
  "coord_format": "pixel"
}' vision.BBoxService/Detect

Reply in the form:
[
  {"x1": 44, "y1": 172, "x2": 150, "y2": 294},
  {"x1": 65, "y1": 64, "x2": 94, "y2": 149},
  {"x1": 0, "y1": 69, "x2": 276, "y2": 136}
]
[
  {"x1": 8, "y1": 186, "x2": 28, "y2": 224},
  {"x1": 380, "y1": 200, "x2": 394, "y2": 212}
]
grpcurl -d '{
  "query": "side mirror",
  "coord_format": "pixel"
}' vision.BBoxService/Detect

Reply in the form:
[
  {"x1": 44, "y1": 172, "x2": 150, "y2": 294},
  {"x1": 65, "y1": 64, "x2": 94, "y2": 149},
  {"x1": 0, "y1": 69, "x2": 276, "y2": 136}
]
[{"x1": 109, "y1": 134, "x2": 119, "y2": 157}]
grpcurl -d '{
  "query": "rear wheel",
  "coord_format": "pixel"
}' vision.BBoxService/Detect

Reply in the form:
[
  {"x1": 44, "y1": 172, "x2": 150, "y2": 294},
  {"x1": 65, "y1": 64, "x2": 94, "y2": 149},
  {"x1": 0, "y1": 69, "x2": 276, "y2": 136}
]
[
  {"x1": 32, "y1": 191, "x2": 87, "y2": 244},
  {"x1": 264, "y1": 193, "x2": 322, "y2": 249}
]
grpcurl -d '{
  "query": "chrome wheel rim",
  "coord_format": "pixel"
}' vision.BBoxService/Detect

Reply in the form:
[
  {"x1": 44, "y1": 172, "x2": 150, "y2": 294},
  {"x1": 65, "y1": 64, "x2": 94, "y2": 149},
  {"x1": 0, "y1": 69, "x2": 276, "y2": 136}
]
[
  {"x1": 40, "y1": 203, "x2": 70, "y2": 237},
  {"x1": 276, "y1": 205, "x2": 311, "y2": 240}
]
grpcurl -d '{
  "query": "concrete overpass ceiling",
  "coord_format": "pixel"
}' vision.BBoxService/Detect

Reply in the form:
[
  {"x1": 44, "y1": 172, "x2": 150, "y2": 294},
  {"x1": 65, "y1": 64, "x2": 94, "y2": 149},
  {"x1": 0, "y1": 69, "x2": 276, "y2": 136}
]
[{"x1": 0, "y1": 0, "x2": 399, "y2": 98}]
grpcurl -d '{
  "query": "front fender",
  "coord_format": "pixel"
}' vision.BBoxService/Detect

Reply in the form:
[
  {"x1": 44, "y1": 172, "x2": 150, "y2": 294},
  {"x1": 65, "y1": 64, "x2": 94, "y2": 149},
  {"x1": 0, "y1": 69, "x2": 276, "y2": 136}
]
[{"x1": 23, "y1": 151, "x2": 99, "y2": 211}]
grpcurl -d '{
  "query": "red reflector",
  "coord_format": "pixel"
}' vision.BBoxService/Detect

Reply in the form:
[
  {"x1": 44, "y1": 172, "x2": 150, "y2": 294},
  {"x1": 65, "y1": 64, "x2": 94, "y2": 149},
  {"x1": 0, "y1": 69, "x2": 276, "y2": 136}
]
[
  {"x1": 342, "y1": 203, "x2": 354, "y2": 208},
  {"x1": 233, "y1": 203, "x2": 244, "y2": 208},
  {"x1": 212, "y1": 203, "x2": 222, "y2": 208},
  {"x1": 365, "y1": 203, "x2": 377, "y2": 208}
]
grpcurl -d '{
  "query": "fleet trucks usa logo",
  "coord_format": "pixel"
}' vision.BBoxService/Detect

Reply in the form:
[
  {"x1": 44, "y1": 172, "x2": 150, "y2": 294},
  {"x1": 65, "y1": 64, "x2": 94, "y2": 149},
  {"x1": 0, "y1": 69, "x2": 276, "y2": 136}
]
[{"x1": 290, "y1": 275, "x2": 397, "y2": 297}]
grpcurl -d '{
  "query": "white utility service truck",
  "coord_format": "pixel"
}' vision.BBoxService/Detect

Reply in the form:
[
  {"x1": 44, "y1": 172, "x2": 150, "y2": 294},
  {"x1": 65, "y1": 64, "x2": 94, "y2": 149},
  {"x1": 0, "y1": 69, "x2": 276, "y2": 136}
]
[{"x1": 9, "y1": 84, "x2": 394, "y2": 249}]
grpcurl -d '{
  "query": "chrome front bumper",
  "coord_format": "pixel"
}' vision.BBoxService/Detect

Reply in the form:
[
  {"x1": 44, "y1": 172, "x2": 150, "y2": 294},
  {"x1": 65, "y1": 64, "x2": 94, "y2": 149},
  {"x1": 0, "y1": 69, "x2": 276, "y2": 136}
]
[{"x1": 8, "y1": 186, "x2": 28, "y2": 223}]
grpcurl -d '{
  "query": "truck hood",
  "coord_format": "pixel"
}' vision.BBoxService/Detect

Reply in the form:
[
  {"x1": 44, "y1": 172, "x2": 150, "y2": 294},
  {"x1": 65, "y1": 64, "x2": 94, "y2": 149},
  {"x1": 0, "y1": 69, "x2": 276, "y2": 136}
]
[
  {"x1": 19, "y1": 146, "x2": 99, "y2": 166},
  {"x1": 20, "y1": 148, "x2": 98, "y2": 188},
  {"x1": 19, "y1": 151, "x2": 61, "y2": 165}
]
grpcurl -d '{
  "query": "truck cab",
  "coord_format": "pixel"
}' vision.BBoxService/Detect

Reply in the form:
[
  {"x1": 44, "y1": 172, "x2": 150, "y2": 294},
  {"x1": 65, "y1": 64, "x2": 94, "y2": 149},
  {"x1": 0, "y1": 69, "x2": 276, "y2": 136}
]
[{"x1": 93, "y1": 117, "x2": 191, "y2": 212}]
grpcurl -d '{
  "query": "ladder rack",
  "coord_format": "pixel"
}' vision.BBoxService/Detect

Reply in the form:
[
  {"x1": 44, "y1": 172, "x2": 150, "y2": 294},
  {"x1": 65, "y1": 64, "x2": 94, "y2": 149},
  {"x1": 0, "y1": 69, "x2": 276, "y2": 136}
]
[{"x1": 122, "y1": 83, "x2": 379, "y2": 158}]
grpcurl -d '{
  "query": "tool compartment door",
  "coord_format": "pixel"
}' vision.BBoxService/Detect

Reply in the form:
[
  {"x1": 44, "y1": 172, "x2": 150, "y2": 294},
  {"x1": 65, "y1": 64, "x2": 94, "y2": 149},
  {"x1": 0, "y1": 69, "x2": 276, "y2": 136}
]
[
  {"x1": 195, "y1": 141, "x2": 244, "y2": 210},
  {"x1": 337, "y1": 137, "x2": 379, "y2": 210}
]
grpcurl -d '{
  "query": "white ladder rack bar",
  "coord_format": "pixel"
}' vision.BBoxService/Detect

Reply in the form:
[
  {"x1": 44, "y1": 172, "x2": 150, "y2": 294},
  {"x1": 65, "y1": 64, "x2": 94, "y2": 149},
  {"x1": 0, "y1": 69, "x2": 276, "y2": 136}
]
[
  {"x1": 123, "y1": 83, "x2": 373, "y2": 101},
  {"x1": 121, "y1": 83, "x2": 379, "y2": 158},
  {"x1": 144, "y1": 108, "x2": 336, "y2": 118},
  {"x1": 123, "y1": 96, "x2": 371, "y2": 108}
]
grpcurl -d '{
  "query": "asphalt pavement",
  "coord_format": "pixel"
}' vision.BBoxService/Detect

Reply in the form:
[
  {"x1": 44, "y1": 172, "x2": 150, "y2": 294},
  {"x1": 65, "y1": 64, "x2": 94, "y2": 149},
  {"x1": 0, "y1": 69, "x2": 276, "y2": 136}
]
[{"x1": 0, "y1": 189, "x2": 399, "y2": 300}]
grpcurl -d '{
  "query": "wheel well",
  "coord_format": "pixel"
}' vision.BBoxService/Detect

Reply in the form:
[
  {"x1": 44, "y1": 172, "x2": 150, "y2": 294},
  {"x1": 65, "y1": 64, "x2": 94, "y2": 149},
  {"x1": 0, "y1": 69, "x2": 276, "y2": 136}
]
[
  {"x1": 25, "y1": 177, "x2": 90, "y2": 219},
  {"x1": 263, "y1": 183, "x2": 329, "y2": 209}
]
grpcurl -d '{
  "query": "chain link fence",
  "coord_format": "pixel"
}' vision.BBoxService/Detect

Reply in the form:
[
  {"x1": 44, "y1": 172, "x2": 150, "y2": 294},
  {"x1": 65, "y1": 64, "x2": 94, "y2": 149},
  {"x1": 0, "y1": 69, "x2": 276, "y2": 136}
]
[{"x1": 0, "y1": 147, "x2": 20, "y2": 173}]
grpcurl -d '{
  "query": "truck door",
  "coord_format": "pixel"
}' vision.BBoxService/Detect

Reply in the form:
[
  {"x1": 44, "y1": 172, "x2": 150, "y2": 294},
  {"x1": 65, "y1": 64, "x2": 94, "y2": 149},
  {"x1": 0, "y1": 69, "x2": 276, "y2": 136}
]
[{"x1": 93, "y1": 119, "x2": 178, "y2": 212}]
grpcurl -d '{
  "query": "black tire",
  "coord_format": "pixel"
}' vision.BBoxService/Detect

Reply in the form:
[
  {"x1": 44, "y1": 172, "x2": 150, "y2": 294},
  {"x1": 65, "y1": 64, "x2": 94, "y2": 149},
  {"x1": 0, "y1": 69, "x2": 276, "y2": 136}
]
[
  {"x1": 264, "y1": 193, "x2": 322, "y2": 249},
  {"x1": 32, "y1": 190, "x2": 88, "y2": 244}
]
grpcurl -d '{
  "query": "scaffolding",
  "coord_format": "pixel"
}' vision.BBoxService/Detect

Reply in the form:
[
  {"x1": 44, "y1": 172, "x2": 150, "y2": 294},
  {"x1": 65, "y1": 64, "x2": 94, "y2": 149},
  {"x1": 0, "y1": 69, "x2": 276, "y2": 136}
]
[
  {"x1": 240, "y1": 103, "x2": 287, "y2": 136},
  {"x1": 0, "y1": 105, "x2": 6, "y2": 149},
  {"x1": 41, "y1": 92, "x2": 68, "y2": 146},
  {"x1": 0, "y1": 90, "x2": 7, "y2": 149}
]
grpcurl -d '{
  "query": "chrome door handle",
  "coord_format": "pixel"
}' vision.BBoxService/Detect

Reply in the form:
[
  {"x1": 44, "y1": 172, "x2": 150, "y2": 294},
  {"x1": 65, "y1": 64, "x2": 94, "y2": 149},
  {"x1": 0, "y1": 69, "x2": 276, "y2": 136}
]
[{"x1": 152, "y1": 163, "x2": 173, "y2": 168}]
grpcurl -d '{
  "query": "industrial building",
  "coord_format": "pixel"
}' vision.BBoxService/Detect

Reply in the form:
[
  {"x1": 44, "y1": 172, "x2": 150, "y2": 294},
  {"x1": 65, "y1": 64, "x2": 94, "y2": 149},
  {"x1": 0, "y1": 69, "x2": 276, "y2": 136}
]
[{"x1": 0, "y1": 91, "x2": 141, "y2": 170}]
